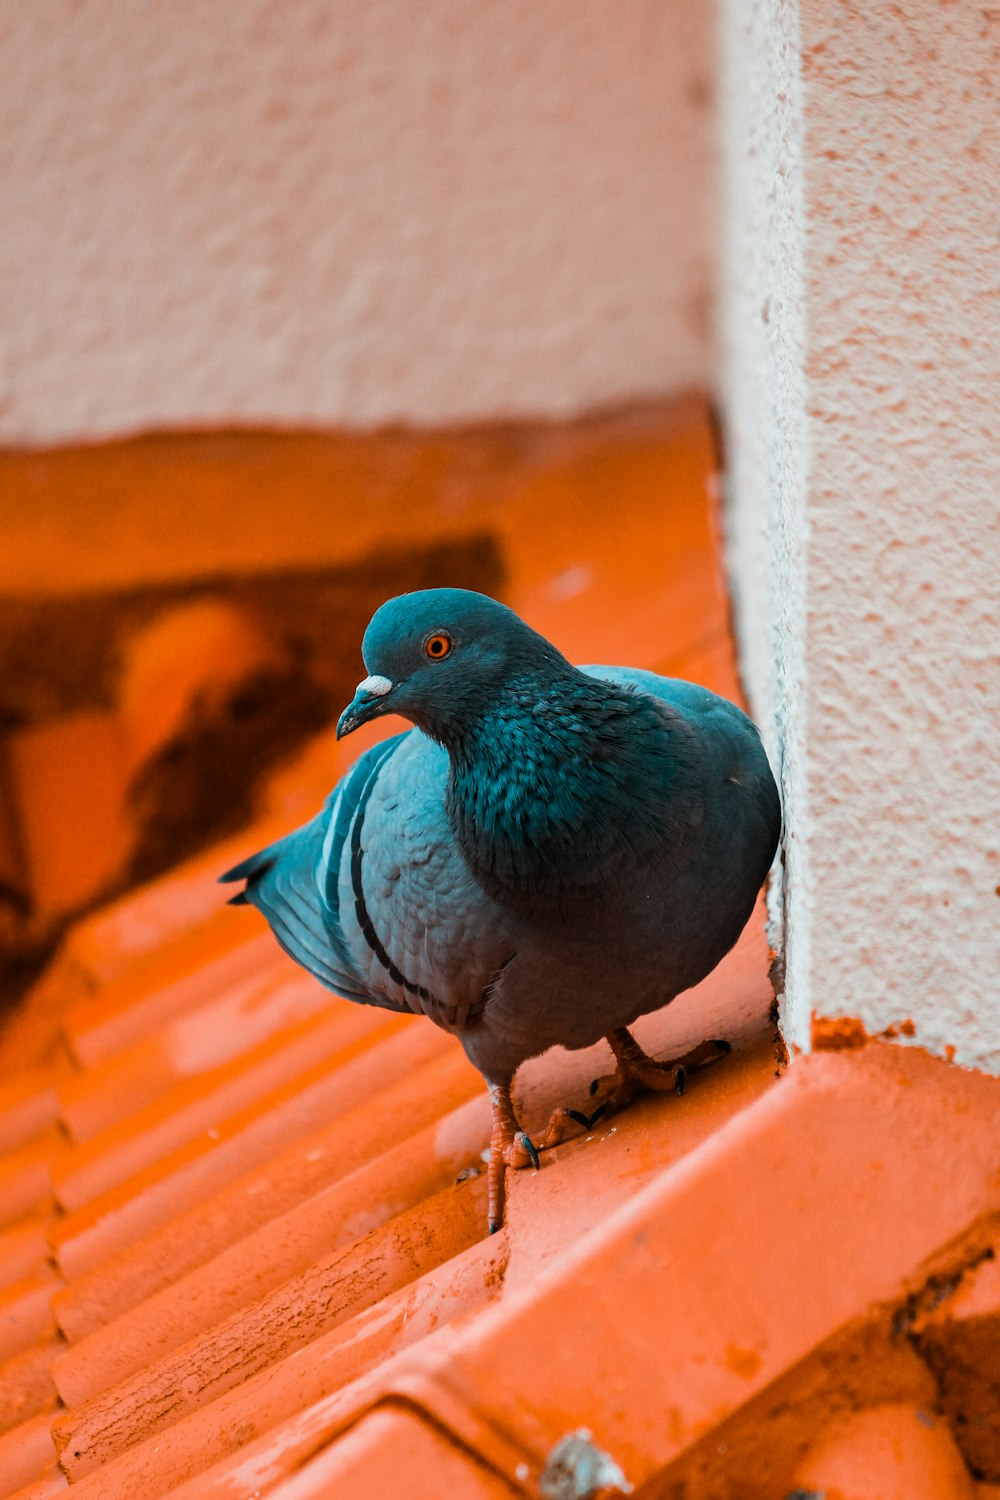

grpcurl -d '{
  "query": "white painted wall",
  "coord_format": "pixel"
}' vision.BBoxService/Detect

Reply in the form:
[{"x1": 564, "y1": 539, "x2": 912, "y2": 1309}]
[
  {"x1": 0, "y1": 0, "x2": 715, "y2": 446},
  {"x1": 722, "y1": 2, "x2": 1000, "y2": 1070}
]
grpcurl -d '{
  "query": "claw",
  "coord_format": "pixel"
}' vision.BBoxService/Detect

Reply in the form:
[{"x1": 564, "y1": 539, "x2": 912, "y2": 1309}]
[
  {"x1": 489, "y1": 1219, "x2": 501, "y2": 1235},
  {"x1": 586, "y1": 1102, "x2": 609, "y2": 1127},
  {"x1": 567, "y1": 1108, "x2": 592, "y2": 1129},
  {"x1": 520, "y1": 1133, "x2": 541, "y2": 1171},
  {"x1": 674, "y1": 1064, "x2": 687, "y2": 1096},
  {"x1": 589, "y1": 1077, "x2": 600, "y2": 1096}
]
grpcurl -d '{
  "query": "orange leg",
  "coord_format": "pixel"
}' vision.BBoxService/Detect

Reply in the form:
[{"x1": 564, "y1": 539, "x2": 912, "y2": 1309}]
[
  {"x1": 484, "y1": 1031, "x2": 732, "y2": 1232},
  {"x1": 486, "y1": 1081, "x2": 577, "y2": 1234}
]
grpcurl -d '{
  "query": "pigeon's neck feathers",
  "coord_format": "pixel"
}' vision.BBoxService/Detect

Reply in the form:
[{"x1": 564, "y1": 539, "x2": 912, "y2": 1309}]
[{"x1": 445, "y1": 667, "x2": 701, "y2": 907}]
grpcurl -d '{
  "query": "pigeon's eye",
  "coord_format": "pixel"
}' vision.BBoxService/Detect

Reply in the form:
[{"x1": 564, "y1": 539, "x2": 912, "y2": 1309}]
[{"x1": 424, "y1": 632, "x2": 453, "y2": 661}]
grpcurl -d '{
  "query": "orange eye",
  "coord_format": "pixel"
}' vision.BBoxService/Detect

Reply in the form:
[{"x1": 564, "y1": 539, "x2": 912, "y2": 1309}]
[{"x1": 424, "y1": 632, "x2": 453, "y2": 660}]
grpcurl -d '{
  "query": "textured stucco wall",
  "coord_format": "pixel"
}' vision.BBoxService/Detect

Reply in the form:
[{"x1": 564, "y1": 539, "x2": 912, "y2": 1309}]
[
  {"x1": 0, "y1": 0, "x2": 715, "y2": 445},
  {"x1": 723, "y1": 2, "x2": 1000, "y2": 1069}
]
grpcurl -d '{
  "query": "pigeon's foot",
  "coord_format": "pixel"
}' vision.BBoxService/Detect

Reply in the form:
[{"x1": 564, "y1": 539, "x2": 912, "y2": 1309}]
[
  {"x1": 485, "y1": 1084, "x2": 577, "y2": 1233},
  {"x1": 583, "y1": 1027, "x2": 732, "y2": 1124}
]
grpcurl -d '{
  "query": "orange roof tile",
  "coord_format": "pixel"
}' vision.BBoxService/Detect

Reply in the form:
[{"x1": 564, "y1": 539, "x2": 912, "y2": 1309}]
[{"x1": 1, "y1": 398, "x2": 997, "y2": 1500}]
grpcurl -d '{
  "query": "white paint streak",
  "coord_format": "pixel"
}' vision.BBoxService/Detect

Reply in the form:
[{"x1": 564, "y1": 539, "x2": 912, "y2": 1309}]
[
  {"x1": 723, "y1": 1, "x2": 1000, "y2": 1069},
  {"x1": 0, "y1": 0, "x2": 716, "y2": 444}
]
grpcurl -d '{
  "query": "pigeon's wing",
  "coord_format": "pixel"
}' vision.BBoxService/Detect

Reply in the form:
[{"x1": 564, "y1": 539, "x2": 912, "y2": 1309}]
[
  {"x1": 218, "y1": 734, "x2": 410, "y2": 1009},
  {"x1": 582, "y1": 664, "x2": 742, "y2": 721},
  {"x1": 221, "y1": 729, "x2": 510, "y2": 1031},
  {"x1": 583, "y1": 663, "x2": 767, "y2": 757},
  {"x1": 333, "y1": 729, "x2": 511, "y2": 1034}
]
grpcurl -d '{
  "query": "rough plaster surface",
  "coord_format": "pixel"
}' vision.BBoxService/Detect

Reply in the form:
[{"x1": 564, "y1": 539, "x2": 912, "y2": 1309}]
[
  {"x1": 720, "y1": 0, "x2": 810, "y2": 1053},
  {"x1": 0, "y1": 0, "x2": 715, "y2": 445},
  {"x1": 723, "y1": 2, "x2": 1000, "y2": 1069}
]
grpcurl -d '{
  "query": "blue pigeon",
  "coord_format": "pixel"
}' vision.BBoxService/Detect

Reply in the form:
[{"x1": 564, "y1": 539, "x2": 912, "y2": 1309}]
[{"x1": 220, "y1": 589, "x2": 780, "y2": 1231}]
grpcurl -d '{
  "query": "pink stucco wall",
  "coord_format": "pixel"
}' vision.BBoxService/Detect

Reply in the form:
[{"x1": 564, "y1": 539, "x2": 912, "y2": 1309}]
[
  {"x1": 0, "y1": 0, "x2": 715, "y2": 445},
  {"x1": 722, "y1": 1, "x2": 1000, "y2": 1069}
]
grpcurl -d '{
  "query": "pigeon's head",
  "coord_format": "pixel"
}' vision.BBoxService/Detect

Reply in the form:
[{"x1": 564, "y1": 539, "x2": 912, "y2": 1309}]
[{"x1": 336, "y1": 588, "x2": 568, "y2": 744}]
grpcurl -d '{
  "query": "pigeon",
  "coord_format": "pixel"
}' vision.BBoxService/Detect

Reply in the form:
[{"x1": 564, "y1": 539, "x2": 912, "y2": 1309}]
[{"x1": 220, "y1": 588, "x2": 781, "y2": 1231}]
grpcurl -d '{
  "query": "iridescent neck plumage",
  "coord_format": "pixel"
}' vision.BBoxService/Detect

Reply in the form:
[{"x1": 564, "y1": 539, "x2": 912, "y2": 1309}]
[{"x1": 443, "y1": 670, "x2": 680, "y2": 907}]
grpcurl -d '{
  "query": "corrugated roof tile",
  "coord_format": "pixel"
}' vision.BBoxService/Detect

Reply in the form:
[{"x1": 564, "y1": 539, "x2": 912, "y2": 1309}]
[
  {"x1": 56, "y1": 1237, "x2": 505, "y2": 1500},
  {"x1": 0, "y1": 1142, "x2": 58, "y2": 1236},
  {"x1": 49, "y1": 1019, "x2": 447, "y2": 1282},
  {"x1": 0, "y1": 1223, "x2": 51, "y2": 1295},
  {"x1": 0, "y1": 1413, "x2": 57, "y2": 1499},
  {"x1": 51, "y1": 1100, "x2": 489, "y2": 1401},
  {"x1": 54, "y1": 1173, "x2": 489, "y2": 1469},
  {"x1": 52, "y1": 1044, "x2": 481, "y2": 1341},
  {"x1": 53, "y1": 1003, "x2": 403, "y2": 1211},
  {"x1": 0, "y1": 1339, "x2": 59, "y2": 1435},
  {"x1": 0, "y1": 1079, "x2": 63, "y2": 1160},
  {"x1": 0, "y1": 1277, "x2": 59, "y2": 1366}
]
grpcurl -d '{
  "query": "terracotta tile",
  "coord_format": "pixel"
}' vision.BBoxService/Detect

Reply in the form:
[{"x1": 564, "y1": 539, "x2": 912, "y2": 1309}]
[
  {"x1": 266, "y1": 1407, "x2": 520, "y2": 1500},
  {"x1": 0, "y1": 401, "x2": 707, "y2": 593},
  {"x1": 18, "y1": 399, "x2": 986, "y2": 1500},
  {"x1": 0, "y1": 1138, "x2": 58, "y2": 1234},
  {"x1": 656, "y1": 1312, "x2": 944, "y2": 1499},
  {"x1": 0, "y1": 1076, "x2": 62, "y2": 1158},
  {"x1": 2, "y1": 822, "x2": 292, "y2": 1078},
  {"x1": 0, "y1": 1340, "x2": 59, "y2": 1435},
  {"x1": 54, "y1": 1173, "x2": 488, "y2": 1459},
  {"x1": 922, "y1": 1241, "x2": 1000, "y2": 1326},
  {"x1": 222, "y1": 1044, "x2": 992, "y2": 1499},
  {"x1": 63, "y1": 925, "x2": 283, "y2": 1069},
  {"x1": 54, "y1": 1235, "x2": 505, "y2": 1495},
  {"x1": 0, "y1": 1224, "x2": 51, "y2": 1294},
  {"x1": 59, "y1": 949, "x2": 328, "y2": 1143},
  {"x1": 790, "y1": 1404, "x2": 976, "y2": 1500},
  {"x1": 129, "y1": 1320, "x2": 490, "y2": 1500},
  {"x1": 0, "y1": 880, "x2": 274, "y2": 1078},
  {"x1": 0, "y1": 1276, "x2": 59, "y2": 1364},
  {"x1": 53, "y1": 1038, "x2": 479, "y2": 1344},
  {"x1": 53, "y1": 1003, "x2": 407, "y2": 1211},
  {"x1": 117, "y1": 599, "x2": 287, "y2": 774},
  {"x1": 0, "y1": 1412, "x2": 57, "y2": 1499},
  {"x1": 5, "y1": 1469, "x2": 66, "y2": 1500},
  {"x1": 916, "y1": 1244, "x2": 1000, "y2": 1481},
  {"x1": 51, "y1": 1021, "x2": 450, "y2": 1282},
  {"x1": 59, "y1": 815, "x2": 294, "y2": 989},
  {"x1": 6, "y1": 713, "x2": 134, "y2": 921},
  {"x1": 54, "y1": 1093, "x2": 488, "y2": 1392}
]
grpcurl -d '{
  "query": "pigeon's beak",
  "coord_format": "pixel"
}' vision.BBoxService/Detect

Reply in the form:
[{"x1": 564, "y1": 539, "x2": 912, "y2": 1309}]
[{"x1": 336, "y1": 675, "x2": 395, "y2": 739}]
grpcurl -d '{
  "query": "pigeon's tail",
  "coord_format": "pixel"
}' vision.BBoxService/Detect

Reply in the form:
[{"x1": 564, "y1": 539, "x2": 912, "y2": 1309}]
[{"x1": 218, "y1": 849, "x2": 277, "y2": 906}]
